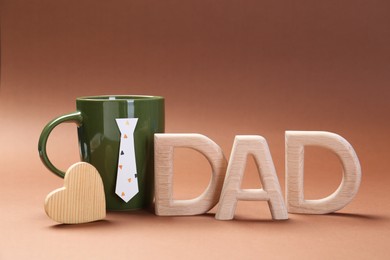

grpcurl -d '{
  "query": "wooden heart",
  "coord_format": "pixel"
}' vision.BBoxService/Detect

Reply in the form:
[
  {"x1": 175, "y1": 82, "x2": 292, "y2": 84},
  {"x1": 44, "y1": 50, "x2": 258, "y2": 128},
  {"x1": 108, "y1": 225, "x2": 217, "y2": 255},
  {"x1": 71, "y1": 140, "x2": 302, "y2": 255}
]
[{"x1": 45, "y1": 162, "x2": 106, "y2": 224}]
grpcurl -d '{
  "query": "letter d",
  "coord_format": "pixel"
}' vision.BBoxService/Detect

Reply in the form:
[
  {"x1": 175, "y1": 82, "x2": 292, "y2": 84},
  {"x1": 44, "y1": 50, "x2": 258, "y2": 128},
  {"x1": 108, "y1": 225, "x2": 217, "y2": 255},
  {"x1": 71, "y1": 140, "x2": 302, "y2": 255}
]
[
  {"x1": 286, "y1": 131, "x2": 361, "y2": 214},
  {"x1": 154, "y1": 134, "x2": 227, "y2": 216}
]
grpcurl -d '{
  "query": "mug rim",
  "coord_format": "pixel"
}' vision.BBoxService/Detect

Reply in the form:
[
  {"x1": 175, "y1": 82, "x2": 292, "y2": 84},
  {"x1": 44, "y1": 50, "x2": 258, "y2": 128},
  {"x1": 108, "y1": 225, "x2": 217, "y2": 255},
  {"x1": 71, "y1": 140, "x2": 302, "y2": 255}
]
[{"x1": 76, "y1": 95, "x2": 164, "y2": 102}]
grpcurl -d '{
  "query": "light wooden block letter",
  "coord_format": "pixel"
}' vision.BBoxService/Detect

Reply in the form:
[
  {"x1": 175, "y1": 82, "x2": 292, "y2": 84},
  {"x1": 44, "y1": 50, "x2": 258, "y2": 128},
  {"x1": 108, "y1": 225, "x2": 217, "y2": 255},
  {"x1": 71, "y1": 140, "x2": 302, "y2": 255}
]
[
  {"x1": 154, "y1": 134, "x2": 228, "y2": 216},
  {"x1": 285, "y1": 131, "x2": 361, "y2": 214},
  {"x1": 216, "y1": 136, "x2": 288, "y2": 220}
]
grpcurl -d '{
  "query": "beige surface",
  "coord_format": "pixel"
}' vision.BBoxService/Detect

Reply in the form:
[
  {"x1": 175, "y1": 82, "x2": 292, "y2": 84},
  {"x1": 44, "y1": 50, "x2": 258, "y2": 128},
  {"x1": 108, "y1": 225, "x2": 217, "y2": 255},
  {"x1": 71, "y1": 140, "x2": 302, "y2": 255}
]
[{"x1": 1, "y1": 0, "x2": 390, "y2": 259}]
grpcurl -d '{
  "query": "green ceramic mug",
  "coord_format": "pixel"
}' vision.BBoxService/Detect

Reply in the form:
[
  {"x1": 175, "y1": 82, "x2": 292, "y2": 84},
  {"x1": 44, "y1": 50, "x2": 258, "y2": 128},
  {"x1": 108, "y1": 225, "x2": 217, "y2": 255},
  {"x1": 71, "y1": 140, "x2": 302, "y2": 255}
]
[{"x1": 38, "y1": 95, "x2": 164, "y2": 211}]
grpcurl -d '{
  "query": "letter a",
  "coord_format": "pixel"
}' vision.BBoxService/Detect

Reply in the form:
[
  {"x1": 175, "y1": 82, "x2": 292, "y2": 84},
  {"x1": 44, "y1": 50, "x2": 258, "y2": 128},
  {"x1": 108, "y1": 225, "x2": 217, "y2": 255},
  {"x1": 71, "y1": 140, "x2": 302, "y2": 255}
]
[
  {"x1": 154, "y1": 134, "x2": 228, "y2": 216},
  {"x1": 285, "y1": 131, "x2": 361, "y2": 214},
  {"x1": 216, "y1": 136, "x2": 288, "y2": 220}
]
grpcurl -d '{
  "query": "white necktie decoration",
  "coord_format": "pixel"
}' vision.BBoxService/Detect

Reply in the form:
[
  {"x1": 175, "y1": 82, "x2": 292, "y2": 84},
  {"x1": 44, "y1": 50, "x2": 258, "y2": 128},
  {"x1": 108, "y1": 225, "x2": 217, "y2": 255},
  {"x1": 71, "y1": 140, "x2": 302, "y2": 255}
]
[{"x1": 115, "y1": 118, "x2": 139, "y2": 202}]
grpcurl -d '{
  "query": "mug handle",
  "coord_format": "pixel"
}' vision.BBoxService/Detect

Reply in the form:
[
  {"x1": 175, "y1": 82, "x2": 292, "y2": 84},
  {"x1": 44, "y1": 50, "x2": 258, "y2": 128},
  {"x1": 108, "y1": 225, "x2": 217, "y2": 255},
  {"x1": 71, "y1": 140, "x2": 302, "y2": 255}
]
[{"x1": 38, "y1": 111, "x2": 83, "y2": 178}]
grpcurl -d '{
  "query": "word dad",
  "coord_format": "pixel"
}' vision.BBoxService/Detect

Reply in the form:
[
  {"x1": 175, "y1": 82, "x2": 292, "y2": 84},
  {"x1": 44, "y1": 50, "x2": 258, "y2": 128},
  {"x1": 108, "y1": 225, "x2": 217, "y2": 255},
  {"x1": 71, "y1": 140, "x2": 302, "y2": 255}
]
[{"x1": 154, "y1": 131, "x2": 361, "y2": 220}]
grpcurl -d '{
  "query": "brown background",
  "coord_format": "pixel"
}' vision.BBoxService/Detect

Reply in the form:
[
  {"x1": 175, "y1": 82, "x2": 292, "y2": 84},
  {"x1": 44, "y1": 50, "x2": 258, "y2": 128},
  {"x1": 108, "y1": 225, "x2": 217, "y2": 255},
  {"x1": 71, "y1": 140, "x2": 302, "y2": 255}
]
[{"x1": 1, "y1": 0, "x2": 390, "y2": 259}]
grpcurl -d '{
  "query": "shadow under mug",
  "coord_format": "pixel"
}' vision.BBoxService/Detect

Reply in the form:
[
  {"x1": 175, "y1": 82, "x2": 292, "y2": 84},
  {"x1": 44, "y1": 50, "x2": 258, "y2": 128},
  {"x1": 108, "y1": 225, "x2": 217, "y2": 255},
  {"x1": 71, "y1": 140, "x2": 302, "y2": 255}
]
[{"x1": 38, "y1": 95, "x2": 165, "y2": 211}]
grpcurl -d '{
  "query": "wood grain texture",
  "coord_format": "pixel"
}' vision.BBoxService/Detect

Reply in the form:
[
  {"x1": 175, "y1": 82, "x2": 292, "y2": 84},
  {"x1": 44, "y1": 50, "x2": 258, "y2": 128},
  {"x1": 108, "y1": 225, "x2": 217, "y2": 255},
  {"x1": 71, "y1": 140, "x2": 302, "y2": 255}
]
[
  {"x1": 154, "y1": 133, "x2": 228, "y2": 216},
  {"x1": 216, "y1": 136, "x2": 288, "y2": 220},
  {"x1": 45, "y1": 162, "x2": 106, "y2": 224},
  {"x1": 285, "y1": 131, "x2": 361, "y2": 214}
]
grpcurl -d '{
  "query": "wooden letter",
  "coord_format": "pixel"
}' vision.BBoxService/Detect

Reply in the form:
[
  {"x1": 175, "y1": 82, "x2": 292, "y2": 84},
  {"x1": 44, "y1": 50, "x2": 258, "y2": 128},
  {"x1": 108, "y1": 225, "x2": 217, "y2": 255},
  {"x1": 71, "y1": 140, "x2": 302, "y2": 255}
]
[
  {"x1": 285, "y1": 131, "x2": 361, "y2": 214},
  {"x1": 154, "y1": 134, "x2": 228, "y2": 216},
  {"x1": 216, "y1": 136, "x2": 288, "y2": 220}
]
